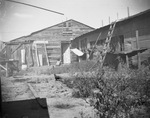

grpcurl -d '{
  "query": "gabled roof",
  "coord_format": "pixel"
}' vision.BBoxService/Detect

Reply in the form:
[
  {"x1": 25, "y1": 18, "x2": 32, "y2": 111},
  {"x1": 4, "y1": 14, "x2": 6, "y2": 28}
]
[{"x1": 10, "y1": 19, "x2": 95, "y2": 42}]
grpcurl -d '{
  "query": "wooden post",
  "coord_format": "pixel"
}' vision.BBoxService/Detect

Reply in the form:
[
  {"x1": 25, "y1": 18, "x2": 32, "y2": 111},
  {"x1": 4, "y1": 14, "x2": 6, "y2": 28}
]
[
  {"x1": 6, "y1": 45, "x2": 11, "y2": 59},
  {"x1": 117, "y1": 13, "x2": 119, "y2": 20},
  {"x1": 44, "y1": 43, "x2": 49, "y2": 66},
  {"x1": 127, "y1": 7, "x2": 130, "y2": 17},
  {"x1": 0, "y1": 77, "x2": 2, "y2": 117},
  {"x1": 39, "y1": 54, "x2": 43, "y2": 66},
  {"x1": 29, "y1": 43, "x2": 34, "y2": 67},
  {"x1": 6, "y1": 62, "x2": 8, "y2": 77},
  {"x1": 109, "y1": 16, "x2": 110, "y2": 24},
  {"x1": 126, "y1": 55, "x2": 129, "y2": 68},
  {"x1": 35, "y1": 44, "x2": 40, "y2": 67},
  {"x1": 136, "y1": 30, "x2": 141, "y2": 68}
]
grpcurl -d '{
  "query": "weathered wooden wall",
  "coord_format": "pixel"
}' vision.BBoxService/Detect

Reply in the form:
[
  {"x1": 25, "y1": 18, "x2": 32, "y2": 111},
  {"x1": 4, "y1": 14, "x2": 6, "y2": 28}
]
[
  {"x1": 10, "y1": 20, "x2": 94, "y2": 66},
  {"x1": 71, "y1": 9, "x2": 150, "y2": 63},
  {"x1": 11, "y1": 43, "x2": 34, "y2": 69}
]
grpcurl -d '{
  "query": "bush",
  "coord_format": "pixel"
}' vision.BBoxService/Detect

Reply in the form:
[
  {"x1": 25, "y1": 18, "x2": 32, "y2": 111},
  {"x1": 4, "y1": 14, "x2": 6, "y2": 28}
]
[
  {"x1": 69, "y1": 65, "x2": 150, "y2": 118},
  {"x1": 47, "y1": 60, "x2": 96, "y2": 75}
]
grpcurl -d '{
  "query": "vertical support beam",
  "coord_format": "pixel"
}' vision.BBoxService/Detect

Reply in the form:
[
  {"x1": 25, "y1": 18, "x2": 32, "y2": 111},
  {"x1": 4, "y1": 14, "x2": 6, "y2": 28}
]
[
  {"x1": 35, "y1": 44, "x2": 40, "y2": 67},
  {"x1": 136, "y1": 30, "x2": 141, "y2": 68},
  {"x1": 39, "y1": 54, "x2": 43, "y2": 66},
  {"x1": 60, "y1": 42, "x2": 63, "y2": 64},
  {"x1": 117, "y1": 13, "x2": 119, "y2": 20},
  {"x1": 6, "y1": 45, "x2": 11, "y2": 59},
  {"x1": 126, "y1": 55, "x2": 129, "y2": 68},
  {"x1": 6, "y1": 62, "x2": 8, "y2": 77},
  {"x1": 78, "y1": 40, "x2": 81, "y2": 62},
  {"x1": 44, "y1": 43, "x2": 49, "y2": 66},
  {"x1": 29, "y1": 43, "x2": 34, "y2": 67},
  {"x1": 0, "y1": 77, "x2": 2, "y2": 117},
  {"x1": 127, "y1": 7, "x2": 130, "y2": 17}
]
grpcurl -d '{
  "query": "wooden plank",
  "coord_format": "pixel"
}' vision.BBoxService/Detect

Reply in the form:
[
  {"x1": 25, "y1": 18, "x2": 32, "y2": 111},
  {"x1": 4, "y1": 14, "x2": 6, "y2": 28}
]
[
  {"x1": 29, "y1": 43, "x2": 34, "y2": 67},
  {"x1": 44, "y1": 43, "x2": 49, "y2": 66},
  {"x1": 35, "y1": 45, "x2": 40, "y2": 66},
  {"x1": 48, "y1": 56, "x2": 60, "y2": 60},
  {"x1": 0, "y1": 64, "x2": 7, "y2": 71},
  {"x1": 6, "y1": 40, "x2": 34, "y2": 45},
  {"x1": 5, "y1": 62, "x2": 8, "y2": 77},
  {"x1": 27, "y1": 83, "x2": 39, "y2": 98},
  {"x1": 11, "y1": 43, "x2": 23, "y2": 54},
  {"x1": 46, "y1": 42, "x2": 60, "y2": 46},
  {"x1": 88, "y1": 32, "x2": 101, "y2": 59},
  {"x1": 2, "y1": 98, "x2": 49, "y2": 117},
  {"x1": 46, "y1": 45, "x2": 60, "y2": 49},
  {"x1": 136, "y1": 30, "x2": 141, "y2": 68},
  {"x1": 0, "y1": 45, "x2": 6, "y2": 54},
  {"x1": 126, "y1": 55, "x2": 129, "y2": 68},
  {"x1": 6, "y1": 45, "x2": 11, "y2": 59}
]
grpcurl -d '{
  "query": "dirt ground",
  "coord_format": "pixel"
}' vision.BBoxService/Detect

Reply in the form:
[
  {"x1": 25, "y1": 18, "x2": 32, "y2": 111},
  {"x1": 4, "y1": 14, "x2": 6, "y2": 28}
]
[{"x1": 1, "y1": 66, "x2": 95, "y2": 118}]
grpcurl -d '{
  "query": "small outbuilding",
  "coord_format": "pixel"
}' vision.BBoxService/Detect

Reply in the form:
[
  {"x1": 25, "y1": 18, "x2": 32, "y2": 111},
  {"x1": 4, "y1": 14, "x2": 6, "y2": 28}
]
[
  {"x1": 71, "y1": 9, "x2": 150, "y2": 68},
  {"x1": 7, "y1": 19, "x2": 94, "y2": 68}
]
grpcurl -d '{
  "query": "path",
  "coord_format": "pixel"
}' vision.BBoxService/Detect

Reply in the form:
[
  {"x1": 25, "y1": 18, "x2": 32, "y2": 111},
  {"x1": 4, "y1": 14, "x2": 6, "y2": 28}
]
[{"x1": 1, "y1": 68, "x2": 94, "y2": 118}]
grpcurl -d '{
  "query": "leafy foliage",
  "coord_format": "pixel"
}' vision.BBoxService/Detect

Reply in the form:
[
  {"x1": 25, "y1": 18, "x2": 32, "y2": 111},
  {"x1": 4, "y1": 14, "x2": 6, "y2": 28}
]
[{"x1": 67, "y1": 65, "x2": 150, "y2": 118}]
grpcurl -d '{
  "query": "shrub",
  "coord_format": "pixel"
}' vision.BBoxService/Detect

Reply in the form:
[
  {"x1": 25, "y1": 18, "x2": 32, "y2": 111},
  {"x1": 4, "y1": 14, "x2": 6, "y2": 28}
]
[
  {"x1": 70, "y1": 65, "x2": 150, "y2": 118},
  {"x1": 47, "y1": 60, "x2": 96, "y2": 75}
]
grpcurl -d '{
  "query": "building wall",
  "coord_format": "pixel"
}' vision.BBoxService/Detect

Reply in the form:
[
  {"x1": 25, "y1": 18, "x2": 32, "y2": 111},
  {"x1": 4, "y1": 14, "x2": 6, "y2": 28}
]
[
  {"x1": 15, "y1": 20, "x2": 94, "y2": 42},
  {"x1": 71, "y1": 10, "x2": 150, "y2": 63},
  {"x1": 11, "y1": 43, "x2": 34, "y2": 69},
  {"x1": 10, "y1": 20, "x2": 94, "y2": 66}
]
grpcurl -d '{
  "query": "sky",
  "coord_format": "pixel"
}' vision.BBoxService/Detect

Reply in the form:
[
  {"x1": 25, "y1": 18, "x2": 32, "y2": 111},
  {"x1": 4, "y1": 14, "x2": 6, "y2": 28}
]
[{"x1": 0, "y1": 0, "x2": 150, "y2": 41}]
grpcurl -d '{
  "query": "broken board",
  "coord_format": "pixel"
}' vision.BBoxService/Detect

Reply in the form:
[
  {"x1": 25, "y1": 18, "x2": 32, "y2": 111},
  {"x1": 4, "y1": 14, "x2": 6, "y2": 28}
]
[{"x1": 1, "y1": 98, "x2": 49, "y2": 118}]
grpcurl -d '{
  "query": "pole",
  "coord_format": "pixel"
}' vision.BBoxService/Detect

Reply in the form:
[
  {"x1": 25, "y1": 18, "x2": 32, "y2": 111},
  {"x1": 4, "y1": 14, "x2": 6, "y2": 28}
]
[
  {"x1": 0, "y1": 77, "x2": 2, "y2": 117},
  {"x1": 127, "y1": 7, "x2": 130, "y2": 17},
  {"x1": 35, "y1": 45, "x2": 40, "y2": 67},
  {"x1": 109, "y1": 16, "x2": 110, "y2": 24},
  {"x1": 6, "y1": 0, "x2": 64, "y2": 15},
  {"x1": 136, "y1": 30, "x2": 141, "y2": 68},
  {"x1": 117, "y1": 13, "x2": 119, "y2": 20},
  {"x1": 126, "y1": 55, "x2": 129, "y2": 68}
]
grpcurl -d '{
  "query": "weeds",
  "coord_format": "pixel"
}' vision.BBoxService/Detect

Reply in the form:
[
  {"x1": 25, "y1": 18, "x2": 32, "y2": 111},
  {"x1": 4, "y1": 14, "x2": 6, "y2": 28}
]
[
  {"x1": 47, "y1": 60, "x2": 96, "y2": 75},
  {"x1": 67, "y1": 64, "x2": 150, "y2": 118}
]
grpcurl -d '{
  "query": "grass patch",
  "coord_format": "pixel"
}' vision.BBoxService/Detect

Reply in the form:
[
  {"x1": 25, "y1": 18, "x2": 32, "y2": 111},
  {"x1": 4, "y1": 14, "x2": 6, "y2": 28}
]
[
  {"x1": 12, "y1": 78, "x2": 30, "y2": 83},
  {"x1": 63, "y1": 65, "x2": 150, "y2": 118},
  {"x1": 54, "y1": 103, "x2": 75, "y2": 109},
  {"x1": 46, "y1": 60, "x2": 96, "y2": 75}
]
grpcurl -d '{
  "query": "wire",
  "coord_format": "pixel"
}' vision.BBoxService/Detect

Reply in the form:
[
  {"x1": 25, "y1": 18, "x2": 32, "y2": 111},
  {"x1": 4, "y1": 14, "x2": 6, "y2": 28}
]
[{"x1": 5, "y1": 0, "x2": 64, "y2": 15}]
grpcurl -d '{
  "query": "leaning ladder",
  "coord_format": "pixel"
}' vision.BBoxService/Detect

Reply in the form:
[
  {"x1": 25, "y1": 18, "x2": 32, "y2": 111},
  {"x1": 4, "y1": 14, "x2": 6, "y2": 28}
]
[
  {"x1": 89, "y1": 21, "x2": 117, "y2": 70},
  {"x1": 100, "y1": 21, "x2": 117, "y2": 68}
]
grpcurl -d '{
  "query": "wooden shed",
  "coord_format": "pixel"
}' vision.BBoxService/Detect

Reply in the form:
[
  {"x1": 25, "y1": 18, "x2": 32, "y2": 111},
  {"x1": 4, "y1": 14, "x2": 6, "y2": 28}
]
[
  {"x1": 71, "y1": 9, "x2": 150, "y2": 67},
  {"x1": 10, "y1": 19, "x2": 94, "y2": 66}
]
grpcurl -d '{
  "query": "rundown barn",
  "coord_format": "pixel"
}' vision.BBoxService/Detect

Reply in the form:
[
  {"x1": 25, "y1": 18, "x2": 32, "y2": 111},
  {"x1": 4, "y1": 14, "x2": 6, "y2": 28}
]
[
  {"x1": 7, "y1": 19, "x2": 94, "y2": 68},
  {"x1": 71, "y1": 9, "x2": 150, "y2": 68}
]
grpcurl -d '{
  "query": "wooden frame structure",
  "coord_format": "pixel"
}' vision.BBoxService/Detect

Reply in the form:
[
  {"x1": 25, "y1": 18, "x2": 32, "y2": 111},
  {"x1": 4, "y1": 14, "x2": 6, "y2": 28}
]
[{"x1": 0, "y1": 40, "x2": 33, "y2": 77}]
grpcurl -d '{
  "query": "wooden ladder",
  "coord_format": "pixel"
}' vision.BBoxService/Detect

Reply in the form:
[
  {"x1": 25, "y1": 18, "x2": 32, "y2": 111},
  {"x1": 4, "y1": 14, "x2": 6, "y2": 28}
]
[
  {"x1": 100, "y1": 21, "x2": 117, "y2": 67},
  {"x1": 89, "y1": 21, "x2": 117, "y2": 70}
]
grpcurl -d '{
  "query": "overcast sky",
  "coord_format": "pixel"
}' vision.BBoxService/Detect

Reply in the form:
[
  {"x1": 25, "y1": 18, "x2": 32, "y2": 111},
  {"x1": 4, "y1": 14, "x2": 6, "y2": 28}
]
[{"x1": 0, "y1": 0, "x2": 150, "y2": 41}]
